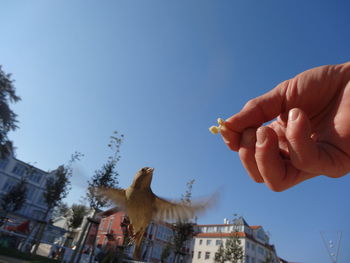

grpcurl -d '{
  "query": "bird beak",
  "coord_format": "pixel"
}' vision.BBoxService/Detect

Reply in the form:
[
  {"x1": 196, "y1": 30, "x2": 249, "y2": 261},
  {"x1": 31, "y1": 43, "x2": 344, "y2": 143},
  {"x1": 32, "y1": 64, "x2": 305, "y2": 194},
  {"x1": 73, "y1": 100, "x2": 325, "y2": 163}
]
[{"x1": 146, "y1": 167, "x2": 154, "y2": 173}]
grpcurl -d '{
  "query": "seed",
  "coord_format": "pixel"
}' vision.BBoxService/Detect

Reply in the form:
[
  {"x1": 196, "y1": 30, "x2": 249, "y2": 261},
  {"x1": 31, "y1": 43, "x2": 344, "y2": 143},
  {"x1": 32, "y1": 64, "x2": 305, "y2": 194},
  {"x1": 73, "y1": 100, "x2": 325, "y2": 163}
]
[{"x1": 209, "y1": 126, "x2": 219, "y2": 135}]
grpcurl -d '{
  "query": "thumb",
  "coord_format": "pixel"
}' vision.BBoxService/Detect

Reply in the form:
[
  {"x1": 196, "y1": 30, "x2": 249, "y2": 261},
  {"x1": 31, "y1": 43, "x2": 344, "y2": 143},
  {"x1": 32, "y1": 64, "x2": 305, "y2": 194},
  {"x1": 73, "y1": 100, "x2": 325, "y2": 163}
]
[{"x1": 286, "y1": 108, "x2": 342, "y2": 176}]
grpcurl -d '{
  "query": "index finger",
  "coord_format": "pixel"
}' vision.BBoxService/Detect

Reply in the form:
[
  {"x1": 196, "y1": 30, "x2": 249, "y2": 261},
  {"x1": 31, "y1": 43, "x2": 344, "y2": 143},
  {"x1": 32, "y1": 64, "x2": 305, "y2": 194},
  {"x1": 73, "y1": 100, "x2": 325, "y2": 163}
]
[{"x1": 222, "y1": 81, "x2": 287, "y2": 151}]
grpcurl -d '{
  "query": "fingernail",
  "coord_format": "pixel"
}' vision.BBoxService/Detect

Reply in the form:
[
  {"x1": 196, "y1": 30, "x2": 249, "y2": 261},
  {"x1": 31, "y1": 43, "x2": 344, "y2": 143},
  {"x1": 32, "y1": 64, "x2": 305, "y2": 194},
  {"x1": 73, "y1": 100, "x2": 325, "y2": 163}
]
[
  {"x1": 289, "y1": 108, "x2": 299, "y2": 122},
  {"x1": 240, "y1": 130, "x2": 256, "y2": 147},
  {"x1": 256, "y1": 128, "x2": 267, "y2": 146}
]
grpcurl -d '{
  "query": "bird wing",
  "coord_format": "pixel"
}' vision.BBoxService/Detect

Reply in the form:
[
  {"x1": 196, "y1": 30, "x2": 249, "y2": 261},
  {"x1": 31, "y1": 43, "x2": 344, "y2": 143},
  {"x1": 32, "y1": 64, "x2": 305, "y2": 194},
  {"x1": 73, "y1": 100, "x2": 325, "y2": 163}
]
[
  {"x1": 153, "y1": 192, "x2": 218, "y2": 222},
  {"x1": 95, "y1": 187, "x2": 127, "y2": 210}
]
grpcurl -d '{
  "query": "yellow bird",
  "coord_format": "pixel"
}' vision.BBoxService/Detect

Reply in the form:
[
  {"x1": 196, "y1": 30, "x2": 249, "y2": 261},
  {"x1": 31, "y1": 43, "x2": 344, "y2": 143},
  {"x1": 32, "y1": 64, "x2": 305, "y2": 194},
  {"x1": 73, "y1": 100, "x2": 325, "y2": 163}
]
[{"x1": 97, "y1": 167, "x2": 217, "y2": 260}]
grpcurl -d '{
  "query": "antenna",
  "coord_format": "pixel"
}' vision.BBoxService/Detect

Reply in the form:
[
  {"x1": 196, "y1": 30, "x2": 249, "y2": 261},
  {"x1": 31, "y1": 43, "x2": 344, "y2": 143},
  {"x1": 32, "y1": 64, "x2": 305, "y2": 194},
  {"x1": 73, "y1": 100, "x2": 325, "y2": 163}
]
[{"x1": 320, "y1": 231, "x2": 342, "y2": 263}]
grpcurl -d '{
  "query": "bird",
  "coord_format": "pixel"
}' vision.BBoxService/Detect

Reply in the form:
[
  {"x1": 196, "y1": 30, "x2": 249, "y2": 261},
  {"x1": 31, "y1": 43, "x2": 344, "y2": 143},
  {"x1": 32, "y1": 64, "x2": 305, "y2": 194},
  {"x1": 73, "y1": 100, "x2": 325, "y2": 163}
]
[{"x1": 97, "y1": 167, "x2": 217, "y2": 260}]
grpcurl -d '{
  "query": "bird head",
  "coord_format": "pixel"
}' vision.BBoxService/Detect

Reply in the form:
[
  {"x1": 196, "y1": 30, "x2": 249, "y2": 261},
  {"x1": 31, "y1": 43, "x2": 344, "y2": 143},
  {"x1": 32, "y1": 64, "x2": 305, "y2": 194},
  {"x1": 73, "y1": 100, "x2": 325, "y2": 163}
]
[{"x1": 132, "y1": 167, "x2": 154, "y2": 189}]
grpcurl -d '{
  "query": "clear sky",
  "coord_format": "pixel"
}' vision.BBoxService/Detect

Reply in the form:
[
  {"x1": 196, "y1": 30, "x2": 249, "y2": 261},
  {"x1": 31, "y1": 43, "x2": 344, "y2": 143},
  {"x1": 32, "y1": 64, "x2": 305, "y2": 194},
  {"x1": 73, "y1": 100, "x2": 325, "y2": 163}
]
[{"x1": 1, "y1": 1, "x2": 350, "y2": 262}]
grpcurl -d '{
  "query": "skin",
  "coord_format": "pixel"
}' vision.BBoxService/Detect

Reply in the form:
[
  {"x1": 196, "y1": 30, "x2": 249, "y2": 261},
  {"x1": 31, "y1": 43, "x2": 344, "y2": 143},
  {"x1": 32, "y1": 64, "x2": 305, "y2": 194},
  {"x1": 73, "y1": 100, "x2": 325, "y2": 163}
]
[{"x1": 220, "y1": 62, "x2": 350, "y2": 192}]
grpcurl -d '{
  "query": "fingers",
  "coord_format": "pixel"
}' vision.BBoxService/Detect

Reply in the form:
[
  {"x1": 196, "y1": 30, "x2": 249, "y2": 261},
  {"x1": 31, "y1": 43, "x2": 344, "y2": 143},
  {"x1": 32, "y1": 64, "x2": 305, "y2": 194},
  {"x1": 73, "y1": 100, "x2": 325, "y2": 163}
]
[
  {"x1": 254, "y1": 126, "x2": 316, "y2": 191},
  {"x1": 285, "y1": 108, "x2": 319, "y2": 172},
  {"x1": 238, "y1": 128, "x2": 264, "y2": 183},
  {"x1": 238, "y1": 124, "x2": 316, "y2": 191},
  {"x1": 222, "y1": 81, "x2": 288, "y2": 151},
  {"x1": 286, "y1": 108, "x2": 348, "y2": 177}
]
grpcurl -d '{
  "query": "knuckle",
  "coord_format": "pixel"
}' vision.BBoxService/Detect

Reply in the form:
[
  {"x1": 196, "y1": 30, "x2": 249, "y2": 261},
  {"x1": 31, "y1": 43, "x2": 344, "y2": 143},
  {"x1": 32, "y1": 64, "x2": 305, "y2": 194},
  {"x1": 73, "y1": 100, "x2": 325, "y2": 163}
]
[
  {"x1": 267, "y1": 182, "x2": 285, "y2": 192},
  {"x1": 244, "y1": 98, "x2": 259, "y2": 109}
]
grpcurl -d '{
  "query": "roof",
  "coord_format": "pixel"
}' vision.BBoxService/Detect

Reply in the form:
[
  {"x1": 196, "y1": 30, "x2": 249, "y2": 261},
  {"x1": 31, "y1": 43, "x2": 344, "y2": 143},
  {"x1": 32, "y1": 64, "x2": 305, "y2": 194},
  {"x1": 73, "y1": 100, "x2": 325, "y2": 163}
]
[
  {"x1": 197, "y1": 224, "x2": 262, "y2": 230},
  {"x1": 232, "y1": 217, "x2": 249, "y2": 227},
  {"x1": 250, "y1": 225, "x2": 262, "y2": 229},
  {"x1": 196, "y1": 232, "x2": 247, "y2": 238}
]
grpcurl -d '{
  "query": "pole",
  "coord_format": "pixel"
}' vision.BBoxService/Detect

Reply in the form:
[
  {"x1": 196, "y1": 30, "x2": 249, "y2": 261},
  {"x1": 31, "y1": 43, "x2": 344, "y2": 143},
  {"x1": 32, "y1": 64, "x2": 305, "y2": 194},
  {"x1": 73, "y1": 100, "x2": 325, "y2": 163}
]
[
  {"x1": 76, "y1": 221, "x2": 92, "y2": 263},
  {"x1": 69, "y1": 218, "x2": 90, "y2": 263},
  {"x1": 335, "y1": 232, "x2": 342, "y2": 263}
]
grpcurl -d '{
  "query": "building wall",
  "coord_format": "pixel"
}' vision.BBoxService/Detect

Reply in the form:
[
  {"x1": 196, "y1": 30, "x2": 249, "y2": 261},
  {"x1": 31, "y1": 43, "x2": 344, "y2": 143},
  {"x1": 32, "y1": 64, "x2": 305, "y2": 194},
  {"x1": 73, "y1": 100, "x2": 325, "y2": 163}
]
[
  {"x1": 95, "y1": 210, "x2": 194, "y2": 263},
  {"x1": 192, "y1": 220, "x2": 279, "y2": 263},
  {"x1": 0, "y1": 155, "x2": 54, "y2": 221}
]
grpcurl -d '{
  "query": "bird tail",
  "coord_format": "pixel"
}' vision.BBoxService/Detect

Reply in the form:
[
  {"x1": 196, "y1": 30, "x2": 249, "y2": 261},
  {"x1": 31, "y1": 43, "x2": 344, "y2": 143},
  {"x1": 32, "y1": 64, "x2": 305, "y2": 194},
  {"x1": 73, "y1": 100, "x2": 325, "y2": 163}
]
[
  {"x1": 133, "y1": 236, "x2": 143, "y2": 261},
  {"x1": 132, "y1": 230, "x2": 146, "y2": 261}
]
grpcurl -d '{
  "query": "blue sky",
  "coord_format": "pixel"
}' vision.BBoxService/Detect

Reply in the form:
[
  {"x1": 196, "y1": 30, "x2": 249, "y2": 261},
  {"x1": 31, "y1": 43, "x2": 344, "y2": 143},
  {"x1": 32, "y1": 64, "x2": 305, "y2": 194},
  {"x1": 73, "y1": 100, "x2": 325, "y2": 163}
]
[{"x1": 1, "y1": 1, "x2": 350, "y2": 262}]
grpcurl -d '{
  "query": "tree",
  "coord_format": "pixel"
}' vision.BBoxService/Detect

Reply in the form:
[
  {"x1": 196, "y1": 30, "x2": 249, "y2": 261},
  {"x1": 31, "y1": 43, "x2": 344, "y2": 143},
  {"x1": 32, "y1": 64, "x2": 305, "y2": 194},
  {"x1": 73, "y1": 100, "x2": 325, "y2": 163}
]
[
  {"x1": 0, "y1": 66, "x2": 21, "y2": 158},
  {"x1": 263, "y1": 252, "x2": 274, "y2": 263},
  {"x1": 51, "y1": 202, "x2": 70, "y2": 221},
  {"x1": 69, "y1": 204, "x2": 89, "y2": 230},
  {"x1": 214, "y1": 242, "x2": 226, "y2": 263},
  {"x1": 224, "y1": 231, "x2": 244, "y2": 263},
  {"x1": 86, "y1": 131, "x2": 123, "y2": 211},
  {"x1": 71, "y1": 132, "x2": 123, "y2": 263},
  {"x1": 31, "y1": 152, "x2": 82, "y2": 254},
  {"x1": 161, "y1": 243, "x2": 172, "y2": 263},
  {"x1": 172, "y1": 179, "x2": 196, "y2": 263},
  {"x1": 0, "y1": 177, "x2": 27, "y2": 226}
]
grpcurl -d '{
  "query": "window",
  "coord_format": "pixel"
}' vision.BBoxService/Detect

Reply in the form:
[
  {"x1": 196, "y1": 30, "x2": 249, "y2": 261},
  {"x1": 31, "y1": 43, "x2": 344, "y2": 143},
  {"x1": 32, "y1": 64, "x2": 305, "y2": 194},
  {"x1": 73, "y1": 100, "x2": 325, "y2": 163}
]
[
  {"x1": 107, "y1": 218, "x2": 113, "y2": 232},
  {"x1": 156, "y1": 225, "x2": 172, "y2": 241},
  {"x1": 246, "y1": 241, "x2": 250, "y2": 249},
  {"x1": 258, "y1": 246, "x2": 264, "y2": 255},
  {"x1": 251, "y1": 257, "x2": 255, "y2": 263},
  {"x1": 37, "y1": 195, "x2": 48, "y2": 206},
  {"x1": 0, "y1": 158, "x2": 9, "y2": 169},
  {"x1": 18, "y1": 204, "x2": 29, "y2": 214},
  {"x1": 2, "y1": 179, "x2": 15, "y2": 191},
  {"x1": 257, "y1": 229, "x2": 266, "y2": 241},
  {"x1": 215, "y1": 240, "x2": 222, "y2": 246},
  {"x1": 197, "y1": 251, "x2": 201, "y2": 259},
  {"x1": 246, "y1": 255, "x2": 250, "y2": 263},
  {"x1": 12, "y1": 164, "x2": 26, "y2": 176},
  {"x1": 29, "y1": 172, "x2": 42, "y2": 183},
  {"x1": 26, "y1": 185, "x2": 37, "y2": 201},
  {"x1": 205, "y1": 252, "x2": 210, "y2": 260},
  {"x1": 199, "y1": 239, "x2": 203, "y2": 245},
  {"x1": 151, "y1": 243, "x2": 162, "y2": 260},
  {"x1": 206, "y1": 239, "x2": 211, "y2": 245},
  {"x1": 32, "y1": 210, "x2": 45, "y2": 220},
  {"x1": 207, "y1": 226, "x2": 215, "y2": 232},
  {"x1": 251, "y1": 243, "x2": 256, "y2": 251},
  {"x1": 217, "y1": 226, "x2": 224, "y2": 232}
]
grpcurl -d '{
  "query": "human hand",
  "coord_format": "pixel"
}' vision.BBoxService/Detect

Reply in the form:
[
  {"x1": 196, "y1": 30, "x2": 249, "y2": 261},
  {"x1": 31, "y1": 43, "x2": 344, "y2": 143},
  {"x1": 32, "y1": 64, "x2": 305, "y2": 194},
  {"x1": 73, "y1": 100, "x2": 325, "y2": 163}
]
[{"x1": 220, "y1": 62, "x2": 350, "y2": 191}]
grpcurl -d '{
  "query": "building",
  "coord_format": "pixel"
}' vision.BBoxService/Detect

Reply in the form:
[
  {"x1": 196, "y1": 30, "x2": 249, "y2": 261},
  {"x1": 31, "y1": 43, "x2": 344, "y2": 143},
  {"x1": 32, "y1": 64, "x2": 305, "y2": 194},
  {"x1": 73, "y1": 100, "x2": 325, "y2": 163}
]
[
  {"x1": 52, "y1": 207, "x2": 95, "y2": 247},
  {"x1": 192, "y1": 217, "x2": 279, "y2": 263},
  {"x1": 0, "y1": 153, "x2": 55, "y2": 221},
  {"x1": 95, "y1": 209, "x2": 194, "y2": 263}
]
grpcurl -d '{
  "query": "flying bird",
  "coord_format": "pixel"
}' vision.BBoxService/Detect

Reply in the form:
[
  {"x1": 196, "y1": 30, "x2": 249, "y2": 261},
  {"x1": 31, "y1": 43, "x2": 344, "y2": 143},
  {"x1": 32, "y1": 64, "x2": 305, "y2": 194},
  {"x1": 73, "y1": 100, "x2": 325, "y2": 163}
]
[{"x1": 97, "y1": 167, "x2": 217, "y2": 260}]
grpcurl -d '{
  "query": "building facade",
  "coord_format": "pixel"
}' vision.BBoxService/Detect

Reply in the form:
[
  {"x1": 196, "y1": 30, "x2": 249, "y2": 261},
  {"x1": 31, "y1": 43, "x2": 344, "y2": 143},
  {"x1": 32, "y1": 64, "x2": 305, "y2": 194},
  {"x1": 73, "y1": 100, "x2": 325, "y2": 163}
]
[
  {"x1": 0, "y1": 154, "x2": 54, "y2": 221},
  {"x1": 192, "y1": 217, "x2": 279, "y2": 263},
  {"x1": 95, "y1": 210, "x2": 194, "y2": 263}
]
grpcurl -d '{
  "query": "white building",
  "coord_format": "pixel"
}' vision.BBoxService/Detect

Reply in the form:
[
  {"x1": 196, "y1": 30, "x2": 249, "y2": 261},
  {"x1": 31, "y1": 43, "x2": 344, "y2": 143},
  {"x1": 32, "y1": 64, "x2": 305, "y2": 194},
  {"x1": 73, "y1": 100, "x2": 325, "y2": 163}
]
[
  {"x1": 192, "y1": 217, "x2": 280, "y2": 263},
  {"x1": 0, "y1": 153, "x2": 54, "y2": 221}
]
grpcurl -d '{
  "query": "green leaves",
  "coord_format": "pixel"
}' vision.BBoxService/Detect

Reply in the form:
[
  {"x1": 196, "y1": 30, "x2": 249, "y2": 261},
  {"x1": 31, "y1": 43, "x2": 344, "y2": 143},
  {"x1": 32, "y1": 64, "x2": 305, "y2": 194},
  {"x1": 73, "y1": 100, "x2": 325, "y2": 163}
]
[
  {"x1": 86, "y1": 132, "x2": 123, "y2": 210},
  {"x1": 0, "y1": 66, "x2": 21, "y2": 158},
  {"x1": 1, "y1": 177, "x2": 27, "y2": 213}
]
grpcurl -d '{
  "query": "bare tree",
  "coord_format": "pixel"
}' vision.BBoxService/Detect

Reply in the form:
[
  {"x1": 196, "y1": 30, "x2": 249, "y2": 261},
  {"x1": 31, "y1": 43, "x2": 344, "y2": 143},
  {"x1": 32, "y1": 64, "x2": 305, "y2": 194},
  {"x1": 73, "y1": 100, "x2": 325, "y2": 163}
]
[
  {"x1": 31, "y1": 152, "x2": 83, "y2": 254},
  {"x1": 70, "y1": 131, "x2": 123, "y2": 263},
  {"x1": 172, "y1": 179, "x2": 196, "y2": 263}
]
